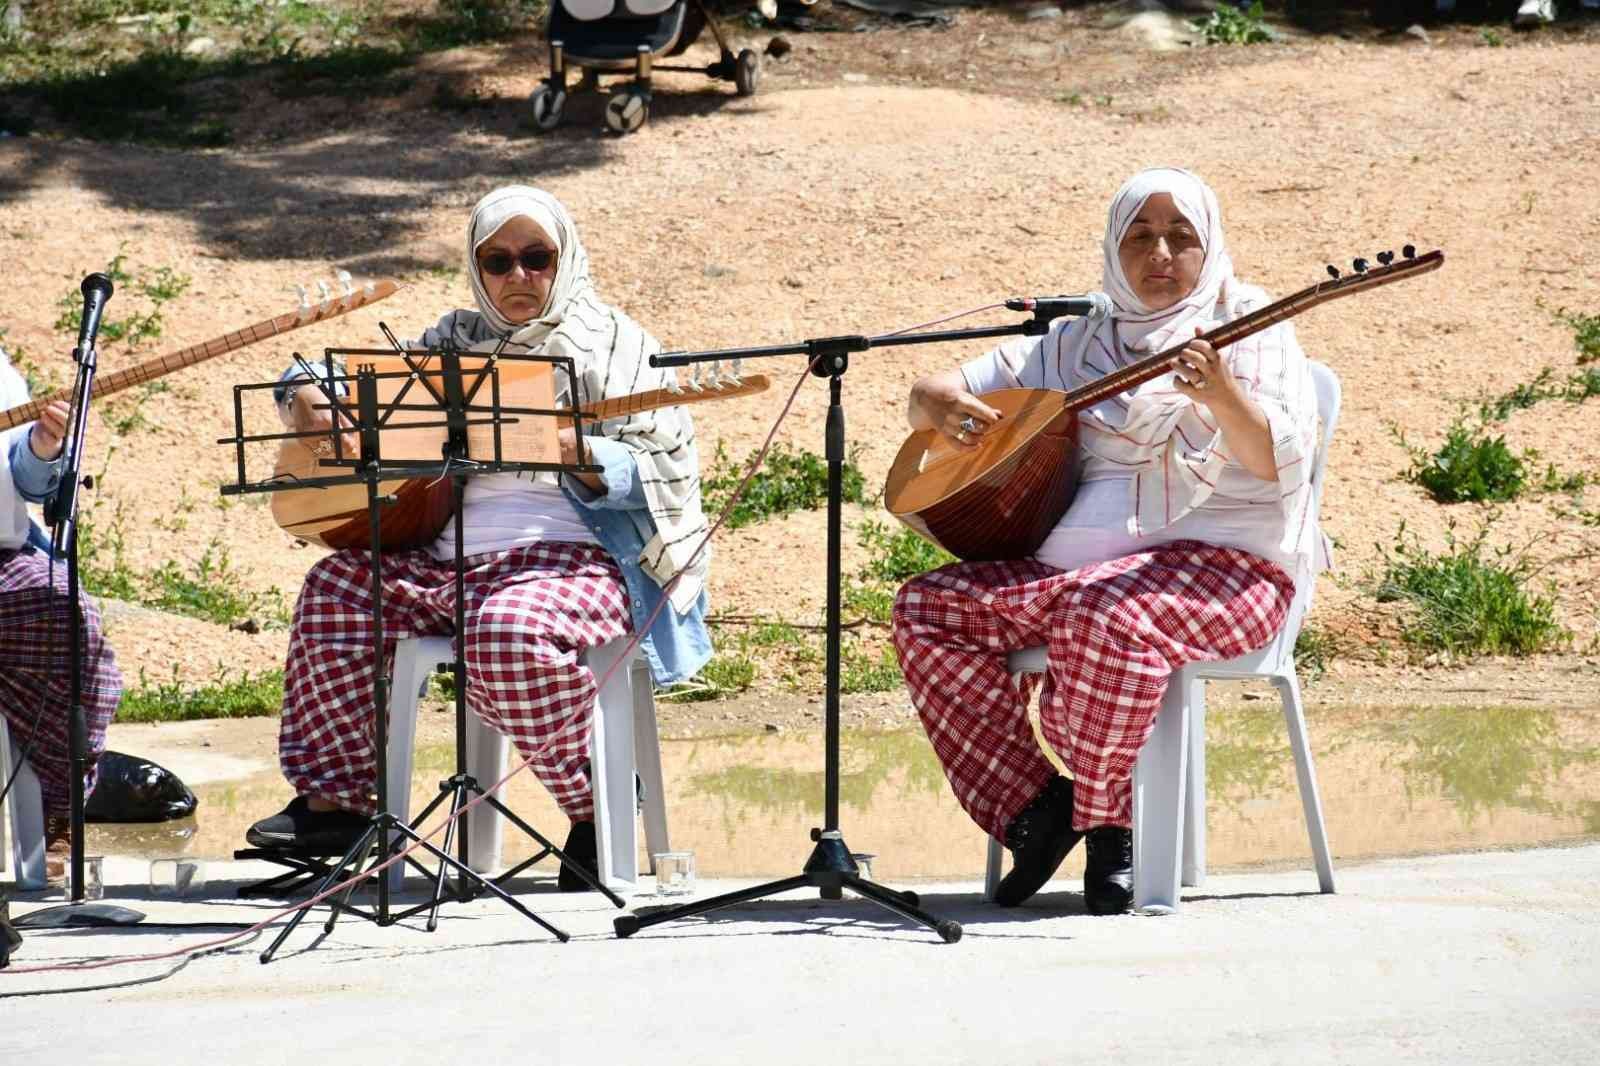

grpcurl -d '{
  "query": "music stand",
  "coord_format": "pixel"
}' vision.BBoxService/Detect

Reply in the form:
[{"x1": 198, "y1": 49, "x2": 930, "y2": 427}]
[
  {"x1": 613, "y1": 306, "x2": 1067, "y2": 943},
  {"x1": 217, "y1": 338, "x2": 623, "y2": 962}
]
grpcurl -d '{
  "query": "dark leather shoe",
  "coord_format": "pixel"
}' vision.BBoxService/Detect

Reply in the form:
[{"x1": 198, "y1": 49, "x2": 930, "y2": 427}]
[
  {"x1": 1083, "y1": 825, "x2": 1134, "y2": 915},
  {"x1": 245, "y1": 796, "x2": 369, "y2": 855},
  {"x1": 557, "y1": 820, "x2": 600, "y2": 892},
  {"x1": 993, "y1": 776, "x2": 1083, "y2": 907}
]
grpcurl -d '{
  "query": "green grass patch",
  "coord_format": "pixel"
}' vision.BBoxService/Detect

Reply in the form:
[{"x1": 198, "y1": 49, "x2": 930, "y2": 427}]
[
  {"x1": 118, "y1": 666, "x2": 284, "y2": 723},
  {"x1": 1400, "y1": 420, "x2": 1528, "y2": 504},
  {"x1": 702, "y1": 441, "x2": 867, "y2": 529},
  {"x1": 1193, "y1": 1, "x2": 1273, "y2": 45},
  {"x1": 1555, "y1": 307, "x2": 1600, "y2": 365},
  {"x1": 840, "y1": 644, "x2": 901, "y2": 694},
  {"x1": 658, "y1": 652, "x2": 757, "y2": 703},
  {"x1": 1375, "y1": 523, "x2": 1567, "y2": 657},
  {"x1": 1292, "y1": 624, "x2": 1338, "y2": 682}
]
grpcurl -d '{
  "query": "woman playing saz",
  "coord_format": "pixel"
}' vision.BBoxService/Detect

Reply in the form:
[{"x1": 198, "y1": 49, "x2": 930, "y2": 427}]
[{"x1": 892, "y1": 168, "x2": 1326, "y2": 913}]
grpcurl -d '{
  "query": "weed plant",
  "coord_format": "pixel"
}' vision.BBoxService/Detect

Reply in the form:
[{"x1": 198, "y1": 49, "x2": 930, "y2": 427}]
[
  {"x1": 1374, "y1": 522, "x2": 1567, "y2": 657},
  {"x1": 1193, "y1": 1, "x2": 1273, "y2": 45},
  {"x1": 1555, "y1": 307, "x2": 1600, "y2": 364},
  {"x1": 118, "y1": 666, "x2": 284, "y2": 723},
  {"x1": 701, "y1": 441, "x2": 867, "y2": 529},
  {"x1": 1292, "y1": 624, "x2": 1338, "y2": 682},
  {"x1": 658, "y1": 652, "x2": 757, "y2": 703},
  {"x1": 1400, "y1": 421, "x2": 1527, "y2": 504},
  {"x1": 53, "y1": 250, "x2": 191, "y2": 349}
]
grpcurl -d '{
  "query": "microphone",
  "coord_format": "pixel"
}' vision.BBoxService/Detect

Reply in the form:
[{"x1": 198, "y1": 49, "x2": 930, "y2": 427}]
[
  {"x1": 75, "y1": 272, "x2": 115, "y2": 357},
  {"x1": 1005, "y1": 292, "x2": 1112, "y2": 319}
]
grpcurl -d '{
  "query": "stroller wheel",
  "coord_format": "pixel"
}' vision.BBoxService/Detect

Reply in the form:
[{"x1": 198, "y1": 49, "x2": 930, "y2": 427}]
[
  {"x1": 526, "y1": 85, "x2": 566, "y2": 132},
  {"x1": 735, "y1": 49, "x2": 760, "y2": 96},
  {"x1": 604, "y1": 89, "x2": 649, "y2": 134}
]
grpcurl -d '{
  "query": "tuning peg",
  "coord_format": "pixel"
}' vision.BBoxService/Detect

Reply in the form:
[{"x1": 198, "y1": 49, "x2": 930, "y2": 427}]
[
  {"x1": 1326, "y1": 265, "x2": 1341, "y2": 280},
  {"x1": 1352, "y1": 258, "x2": 1370, "y2": 274},
  {"x1": 316, "y1": 280, "x2": 332, "y2": 303},
  {"x1": 294, "y1": 284, "x2": 311, "y2": 311},
  {"x1": 686, "y1": 363, "x2": 704, "y2": 392},
  {"x1": 1403, "y1": 244, "x2": 1416, "y2": 259},
  {"x1": 337, "y1": 269, "x2": 355, "y2": 297},
  {"x1": 730, "y1": 357, "x2": 744, "y2": 384},
  {"x1": 1376, "y1": 250, "x2": 1395, "y2": 266}
]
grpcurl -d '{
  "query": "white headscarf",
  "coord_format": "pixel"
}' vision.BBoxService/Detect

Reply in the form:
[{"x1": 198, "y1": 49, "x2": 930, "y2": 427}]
[
  {"x1": 1101, "y1": 166, "x2": 1241, "y2": 354},
  {"x1": 1072, "y1": 169, "x2": 1323, "y2": 566},
  {"x1": 466, "y1": 185, "x2": 591, "y2": 341}
]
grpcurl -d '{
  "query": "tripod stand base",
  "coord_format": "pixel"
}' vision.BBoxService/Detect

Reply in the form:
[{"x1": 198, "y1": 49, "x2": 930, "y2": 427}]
[
  {"x1": 12, "y1": 902, "x2": 145, "y2": 928},
  {"x1": 612, "y1": 831, "x2": 962, "y2": 943}
]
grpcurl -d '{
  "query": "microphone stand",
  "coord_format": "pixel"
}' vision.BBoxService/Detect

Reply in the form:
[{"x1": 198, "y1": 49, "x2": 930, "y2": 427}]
[
  {"x1": 19, "y1": 274, "x2": 144, "y2": 929},
  {"x1": 614, "y1": 303, "x2": 1067, "y2": 943}
]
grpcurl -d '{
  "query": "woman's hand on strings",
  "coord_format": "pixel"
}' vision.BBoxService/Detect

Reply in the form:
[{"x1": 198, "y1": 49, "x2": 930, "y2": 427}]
[
  {"x1": 1170, "y1": 329, "x2": 1245, "y2": 412},
  {"x1": 558, "y1": 426, "x2": 606, "y2": 492},
  {"x1": 908, "y1": 370, "x2": 1002, "y2": 450},
  {"x1": 290, "y1": 386, "x2": 358, "y2": 460},
  {"x1": 28, "y1": 400, "x2": 70, "y2": 460}
]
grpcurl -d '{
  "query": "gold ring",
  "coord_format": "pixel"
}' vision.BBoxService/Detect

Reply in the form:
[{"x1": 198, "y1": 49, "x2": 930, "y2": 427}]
[{"x1": 956, "y1": 429, "x2": 967, "y2": 442}]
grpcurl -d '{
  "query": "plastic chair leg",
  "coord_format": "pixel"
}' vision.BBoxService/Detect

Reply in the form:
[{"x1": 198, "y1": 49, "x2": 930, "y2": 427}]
[
  {"x1": 1133, "y1": 677, "x2": 1190, "y2": 912},
  {"x1": 1181, "y1": 676, "x2": 1208, "y2": 889},
  {"x1": 464, "y1": 716, "x2": 508, "y2": 874},
  {"x1": 984, "y1": 837, "x2": 1004, "y2": 902},
  {"x1": 383, "y1": 636, "x2": 442, "y2": 894},
  {"x1": 631, "y1": 658, "x2": 670, "y2": 874},
  {"x1": 1276, "y1": 671, "x2": 1335, "y2": 894},
  {"x1": 1, "y1": 718, "x2": 47, "y2": 890},
  {"x1": 588, "y1": 638, "x2": 639, "y2": 888}
]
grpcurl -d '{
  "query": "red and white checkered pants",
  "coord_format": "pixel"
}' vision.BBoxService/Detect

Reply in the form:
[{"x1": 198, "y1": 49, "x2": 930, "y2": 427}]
[
  {"x1": 279, "y1": 542, "x2": 631, "y2": 821},
  {"x1": 0, "y1": 546, "x2": 122, "y2": 817},
  {"x1": 892, "y1": 540, "x2": 1293, "y2": 837}
]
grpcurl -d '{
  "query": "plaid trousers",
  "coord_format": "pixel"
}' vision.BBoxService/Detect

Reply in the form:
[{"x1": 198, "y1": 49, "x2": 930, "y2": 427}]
[
  {"x1": 892, "y1": 540, "x2": 1293, "y2": 836},
  {"x1": 279, "y1": 542, "x2": 631, "y2": 820},
  {"x1": 0, "y1": 546, "x2": 122, "y2": 817}
]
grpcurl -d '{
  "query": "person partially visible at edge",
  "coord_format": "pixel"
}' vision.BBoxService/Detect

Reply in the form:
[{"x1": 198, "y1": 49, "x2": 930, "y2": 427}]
[
  {"x1": 891, "y1": 167, "x2": 1327, "y2": 914},
  {"x1": 0, "y1": 346, "x2": 123, "y2": 884},
  {"x1": 246, "y1": 186, "x2": 712, "y2": 890}
]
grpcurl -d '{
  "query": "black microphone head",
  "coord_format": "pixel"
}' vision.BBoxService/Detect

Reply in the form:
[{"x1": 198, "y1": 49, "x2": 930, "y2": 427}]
[{"x1": 82, "y1": 272, "x2": 114, "y2": 301}]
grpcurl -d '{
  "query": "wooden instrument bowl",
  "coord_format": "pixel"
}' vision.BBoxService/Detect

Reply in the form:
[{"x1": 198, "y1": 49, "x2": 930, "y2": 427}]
[{"x1": 883, "y1": 388, "x2": 1079, "y2": 562}]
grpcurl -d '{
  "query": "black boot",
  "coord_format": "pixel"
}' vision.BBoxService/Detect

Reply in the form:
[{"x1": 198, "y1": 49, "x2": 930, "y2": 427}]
[
  {"x1": 1083, "y1": 826, "x2": 1134, "y2": 915},
  {"x1": 557, "y1": 820, "x2": 600, "y2": 892},
  {"x1": 245, "y1": 796, "x2": 369, "y2": 856},
  {"x1": 993, "y1": 776, "x2": 1083, "y2": 907}
]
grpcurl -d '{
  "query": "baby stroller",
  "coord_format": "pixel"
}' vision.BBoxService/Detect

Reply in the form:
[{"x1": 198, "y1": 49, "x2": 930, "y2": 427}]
[{"x1": 527, "y1": 0, "x2": 761, "y2": 134}]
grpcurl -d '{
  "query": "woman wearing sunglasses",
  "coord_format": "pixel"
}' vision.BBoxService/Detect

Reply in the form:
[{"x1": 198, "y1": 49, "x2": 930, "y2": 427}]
[{"x1": 247, "y1": 186, "x2": 712, "y2": 890}]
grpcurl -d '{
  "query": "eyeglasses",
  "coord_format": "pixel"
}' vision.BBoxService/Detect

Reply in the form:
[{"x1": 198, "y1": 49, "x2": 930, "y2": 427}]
[{"x1": 478, "y1": 246, "x2": 556, "y2": 276}]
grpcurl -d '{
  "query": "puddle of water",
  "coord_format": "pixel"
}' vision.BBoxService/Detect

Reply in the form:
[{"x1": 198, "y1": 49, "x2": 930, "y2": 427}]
[{"x1": 84, "y1": 704, "x2": 1600, "y2": 883}]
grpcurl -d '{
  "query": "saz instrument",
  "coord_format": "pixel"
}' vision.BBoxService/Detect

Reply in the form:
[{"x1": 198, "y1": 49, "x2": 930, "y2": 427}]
[
  {"x1": 0, "y1": 277, "x2": 400, "y2": 433},
  {"x1": 271, "y1": 355, "x2": 770, "y2": 550},
  {"x1": 884, "y1": 247, "x2": 1444, "y2": 561}
]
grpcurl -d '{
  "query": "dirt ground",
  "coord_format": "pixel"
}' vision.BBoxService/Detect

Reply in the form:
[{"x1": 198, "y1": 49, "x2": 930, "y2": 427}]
[{"x1": 1, "y1": 2, "x2": 1597, "y2": 731}]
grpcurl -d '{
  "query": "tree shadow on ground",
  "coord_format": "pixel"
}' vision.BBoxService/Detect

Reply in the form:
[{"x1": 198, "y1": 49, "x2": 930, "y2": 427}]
[{"x1": 0, "y1": 72, "x2": 761, "y2": 273}]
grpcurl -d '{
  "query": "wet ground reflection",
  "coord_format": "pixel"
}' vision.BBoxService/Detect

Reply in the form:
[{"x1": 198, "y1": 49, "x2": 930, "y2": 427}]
[{"x1": 84, "y1": 703, "x2": 1600, "y2": 883}]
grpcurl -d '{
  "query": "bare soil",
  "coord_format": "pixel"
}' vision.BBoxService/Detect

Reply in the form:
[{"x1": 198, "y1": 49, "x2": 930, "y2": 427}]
[{"x1": 1, "y1": 2, "x2": 1596, "y2": 733}]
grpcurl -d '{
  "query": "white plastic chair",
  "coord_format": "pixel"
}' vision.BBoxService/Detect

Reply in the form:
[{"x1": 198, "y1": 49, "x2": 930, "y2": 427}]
[
  {"x1": 984, "y1": 361, "x2": 1341, "y2": 912},
  {"x1": 0, "y1": 715, "x2": 47, "y2": 890},
  {"x1": 384, "y1": 634, "x2": 669, "y2": 893}
]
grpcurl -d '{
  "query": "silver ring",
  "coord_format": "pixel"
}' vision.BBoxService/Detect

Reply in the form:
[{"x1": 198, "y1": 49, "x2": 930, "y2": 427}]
[{"x1": 959, "y1": 416, "x2": 979, "y2": 433}]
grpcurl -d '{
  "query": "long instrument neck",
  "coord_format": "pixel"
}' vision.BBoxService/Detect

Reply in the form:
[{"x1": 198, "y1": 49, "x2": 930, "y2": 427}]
[
  {"x1": 1058, "y1": 293, "x2": 1310, "y2": 414},
  {"x1": 2, "y1": 281, "x2": 399, "y2": 432}
]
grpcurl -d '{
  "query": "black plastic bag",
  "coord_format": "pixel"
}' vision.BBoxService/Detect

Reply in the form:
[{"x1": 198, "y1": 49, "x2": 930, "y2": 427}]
[{"x1": 85, "y1": 751, "x2": 198, "y2": 823}]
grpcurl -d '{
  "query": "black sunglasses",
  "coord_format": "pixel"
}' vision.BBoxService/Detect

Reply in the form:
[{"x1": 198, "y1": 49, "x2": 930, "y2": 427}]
[{"x1": 478, "y1": 246, "x2": 556, "y2": 276}]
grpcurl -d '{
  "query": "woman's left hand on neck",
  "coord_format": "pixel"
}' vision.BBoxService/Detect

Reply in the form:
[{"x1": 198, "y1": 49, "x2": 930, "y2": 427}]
[{"x1": 1170, "y1": 329, "x2": 1277, "y2": 482}]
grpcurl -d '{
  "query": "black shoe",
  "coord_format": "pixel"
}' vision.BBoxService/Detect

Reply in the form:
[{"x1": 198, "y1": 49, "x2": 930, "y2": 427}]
[
  {"x1": 557, "y1": 820, "x2": 600, "y2": 892},
  {"x1": 245, "y1": 796, "x2": 369, "y2": 856},
  {"x1": 1083, "y1": 826, "x2": 1134, "y2": 915},
  {"x1": 993, "y1": 776, "x2": 1083, "y2": 907}
]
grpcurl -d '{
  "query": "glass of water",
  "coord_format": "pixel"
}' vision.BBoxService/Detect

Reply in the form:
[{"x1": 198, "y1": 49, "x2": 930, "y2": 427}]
[
  {"x1": 652, "y1": 850, "x2": 696, "y2": 896},
  {"x1": 149, "y1": 857, "x2": 207, "y2": 897}
]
